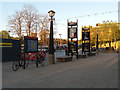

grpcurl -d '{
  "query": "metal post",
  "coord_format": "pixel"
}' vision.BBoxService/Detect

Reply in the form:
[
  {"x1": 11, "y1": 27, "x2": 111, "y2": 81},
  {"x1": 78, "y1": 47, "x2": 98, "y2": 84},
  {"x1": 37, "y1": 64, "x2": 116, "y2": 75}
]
[
  {"x1": 23, "y1": 52, "x2": 26, "y2": 69},
  {"x1": 67, "y1": 19, "x2": 70, "y2": 56},
  {"x1": 59, "y1": 34, "x2": 62, "y2": 51},
  {"x1": 48, "y1": 17, "x2": 55, "y2": 64},
  {"x1": 96, "y1": 33, "x2": 98, "y2": 50},
  {"x1": 76, "y1": 19, "x2": 78, "y2": 59}
]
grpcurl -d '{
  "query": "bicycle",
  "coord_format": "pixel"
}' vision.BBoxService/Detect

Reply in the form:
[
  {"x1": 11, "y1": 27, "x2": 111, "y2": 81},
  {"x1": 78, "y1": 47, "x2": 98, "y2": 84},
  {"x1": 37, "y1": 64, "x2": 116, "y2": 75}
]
[
  {"x1": 12, "y1": 54, "x2": 29, "y2": 71},
  {"x1": 36, "y1": 53, "x2": 45, "y2": 67}
]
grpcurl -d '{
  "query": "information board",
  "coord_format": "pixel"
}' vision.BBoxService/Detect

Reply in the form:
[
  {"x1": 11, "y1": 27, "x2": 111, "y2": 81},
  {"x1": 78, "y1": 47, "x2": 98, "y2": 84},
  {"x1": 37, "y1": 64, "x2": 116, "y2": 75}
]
[
  {"x1": 24, "y1": 36, "x2": 38, "y2": 53},
  {"x1": 67, "y1": 20, "x2": 78, "y2": 59},
  {"x1": 82, "y1": 27, "x2": 90, "y2": 54},
  {"x1": 82, "y1": 32, "x2": 90, "y2": 40},
  {"x1": 69, "y1": 28, "x2": 77, "y2": 38}
]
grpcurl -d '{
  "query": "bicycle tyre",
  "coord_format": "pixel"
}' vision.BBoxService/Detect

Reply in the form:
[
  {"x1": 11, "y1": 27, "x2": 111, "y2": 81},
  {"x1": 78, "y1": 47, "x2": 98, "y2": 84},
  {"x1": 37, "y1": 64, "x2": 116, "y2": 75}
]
[
  {"x1": 12, "y1": 60, "x2": 19, "y2": 71},
  {"x1": 21, "y1": 60, "x2": 29, "y2": 69},
  {"x1": 38, "y1": 56, "x2": 44, "y2": 64}
]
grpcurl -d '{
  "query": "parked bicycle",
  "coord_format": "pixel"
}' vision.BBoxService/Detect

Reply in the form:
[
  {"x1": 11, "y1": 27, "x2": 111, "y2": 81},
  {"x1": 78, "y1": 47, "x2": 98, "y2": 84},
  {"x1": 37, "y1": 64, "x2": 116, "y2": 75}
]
[
  {"x1": 12, "y1": 52, "x2": 46, "y2": 71},
  {"x1": 12, "y1": 54, "x2": 29, "y2": 71},
  {"x1": 36, "y1": 53, "x2": 45, "y2": 67}
]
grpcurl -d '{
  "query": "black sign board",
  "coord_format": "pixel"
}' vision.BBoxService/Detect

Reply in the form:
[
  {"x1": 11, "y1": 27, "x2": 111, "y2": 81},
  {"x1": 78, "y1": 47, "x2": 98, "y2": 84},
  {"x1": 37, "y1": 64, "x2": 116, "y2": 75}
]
[
  {"x1": 82, "y1": 27, "x2": 90, "y2": 54},
  {"x1": 67, "y1": 20, "x2": 78, "y2": 59},
  {"x1": 24, "y1": 36, "x2": 38, "y2": 53},
  {"x1": 82, "y1": 32, "x2": 90, "y2": 40},
  {"x1": 82, "y1": 43, "x2": 90, "y2": 52}
]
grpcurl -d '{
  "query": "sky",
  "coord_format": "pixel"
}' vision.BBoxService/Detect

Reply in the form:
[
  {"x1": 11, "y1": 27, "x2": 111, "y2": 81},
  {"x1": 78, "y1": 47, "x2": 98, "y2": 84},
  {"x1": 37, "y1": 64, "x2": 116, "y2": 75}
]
[{"x1": 0, "y1": 0, "x2": 119, "y2": 40}]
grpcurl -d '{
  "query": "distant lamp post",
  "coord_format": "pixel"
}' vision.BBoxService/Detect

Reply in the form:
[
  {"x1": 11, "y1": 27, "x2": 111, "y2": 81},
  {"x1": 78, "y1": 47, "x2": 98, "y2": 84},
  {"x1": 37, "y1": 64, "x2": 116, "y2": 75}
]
[
  {"x1": 8, "y1": 30, "x2": 10, "y2": 39},
  {"x1": 96, "y1": 23, "x2": 100, "y2": 50},
  {"x1": 48, "y1": 10, "x2": 55, "y2": 64},
  {"x1": 59, "y1": 34, "x2": 62, "y2": 51}
]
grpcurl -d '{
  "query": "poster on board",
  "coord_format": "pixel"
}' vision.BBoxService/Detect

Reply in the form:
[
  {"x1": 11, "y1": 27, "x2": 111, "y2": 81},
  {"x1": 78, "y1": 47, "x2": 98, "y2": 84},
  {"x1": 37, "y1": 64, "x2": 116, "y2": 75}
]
[{"x1": 24, "y1": 36, "x2": 38, "y2": 53}]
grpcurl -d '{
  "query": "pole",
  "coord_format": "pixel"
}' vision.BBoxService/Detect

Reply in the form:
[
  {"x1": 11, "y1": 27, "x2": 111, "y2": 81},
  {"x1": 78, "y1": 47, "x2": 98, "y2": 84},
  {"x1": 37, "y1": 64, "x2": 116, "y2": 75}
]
[
  {"x1": 76, "y1": 19, "x2": 78, "y2": 59},
  {"x1": 59, "y1": 34, "x2": 62, "y2": 51},
  {"x1": 67, "y1": 19, "x2": 70, "y2": 56},
  {"x1": 96, "y1": 33, "x2": 98, "y2": 50},
  {"x1": 48, "y1": 17, "x2": 55, "y2": 64}
]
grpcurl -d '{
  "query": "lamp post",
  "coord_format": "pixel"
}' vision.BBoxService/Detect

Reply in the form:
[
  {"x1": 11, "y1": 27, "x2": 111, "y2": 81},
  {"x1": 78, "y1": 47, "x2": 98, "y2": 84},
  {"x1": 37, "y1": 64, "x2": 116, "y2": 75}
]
[
  {"x1": 96, "y1": 32, "x2": 98, "y2": 50},
  {"x1": 96, "y1": 23, "x2": 100, "y2": 51},
  {"x1": 48, "y1": 10, "x2": 55, "y2": 64},
  {"x1": 59, "y1": 34, "x2": 62, "y2": 51},
  {"x1": 8, "y1": 30, "x2": 10, "y2": 39}
]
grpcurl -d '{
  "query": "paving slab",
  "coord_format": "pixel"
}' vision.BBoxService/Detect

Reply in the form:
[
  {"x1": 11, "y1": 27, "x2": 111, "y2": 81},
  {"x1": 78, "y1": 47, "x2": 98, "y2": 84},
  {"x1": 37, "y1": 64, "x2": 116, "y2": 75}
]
[{"x1": 2, "y1": 53, "x2": 118, "y2": 88}]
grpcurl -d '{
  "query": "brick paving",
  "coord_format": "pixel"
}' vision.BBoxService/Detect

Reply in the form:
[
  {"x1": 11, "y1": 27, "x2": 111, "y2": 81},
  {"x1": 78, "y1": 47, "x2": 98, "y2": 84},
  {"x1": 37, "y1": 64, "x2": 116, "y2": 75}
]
[{"x1": 2, "y1": 53, "x2": 118, "y2": 88}]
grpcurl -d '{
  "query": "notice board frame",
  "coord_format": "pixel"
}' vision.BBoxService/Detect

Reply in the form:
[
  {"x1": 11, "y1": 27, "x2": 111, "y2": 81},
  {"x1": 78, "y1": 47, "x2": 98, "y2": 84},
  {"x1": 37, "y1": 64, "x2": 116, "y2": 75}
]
[{"x1": 24, "y1": 36, "x2": 38, "y2": 53}]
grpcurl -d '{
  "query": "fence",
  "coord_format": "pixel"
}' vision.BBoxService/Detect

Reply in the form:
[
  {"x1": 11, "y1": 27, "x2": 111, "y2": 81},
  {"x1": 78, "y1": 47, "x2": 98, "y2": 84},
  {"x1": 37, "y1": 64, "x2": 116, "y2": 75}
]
[{"x1": 0, "y1": 38, "x2": 21, "y2": 62}]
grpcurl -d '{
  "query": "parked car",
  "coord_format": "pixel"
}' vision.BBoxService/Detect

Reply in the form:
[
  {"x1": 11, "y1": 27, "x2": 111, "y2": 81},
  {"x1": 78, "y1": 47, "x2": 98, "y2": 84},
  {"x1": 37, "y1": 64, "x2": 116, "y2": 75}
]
[
  {"x1": 105, "y1": 47, "x2": 109, "y2": 50},
  {"x1": 99, "y1": 48, "x2": 104, "y2": 51},
  {"x1": 91, "y1": 47, "x2": 96, "y2": 51},
  {"x1": 116, "y1": 49, "x2": 119, "y2": 53},
  {"x1": 62, "y1": 44, "x2": 68, "y2": 49},
  {"x1": 38, "y1": 46, "x2": 48, "y2": 52},
  {"x1": 104, "y1": 47, "x2": 114, "y2": 50}
]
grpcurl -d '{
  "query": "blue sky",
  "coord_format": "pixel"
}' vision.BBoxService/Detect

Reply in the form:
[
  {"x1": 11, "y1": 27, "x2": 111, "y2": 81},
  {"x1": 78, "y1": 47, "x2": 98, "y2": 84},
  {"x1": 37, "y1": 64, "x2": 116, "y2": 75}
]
[{"x1": 0, "y1": 1, "x2": 118, "y2": 39}]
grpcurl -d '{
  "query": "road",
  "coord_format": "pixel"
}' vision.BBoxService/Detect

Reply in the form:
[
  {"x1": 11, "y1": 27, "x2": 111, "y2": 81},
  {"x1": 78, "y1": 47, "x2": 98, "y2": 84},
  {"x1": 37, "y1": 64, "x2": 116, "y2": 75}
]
[{"x1": 2, "y1": 52, "x2": 118, "y2": 88}]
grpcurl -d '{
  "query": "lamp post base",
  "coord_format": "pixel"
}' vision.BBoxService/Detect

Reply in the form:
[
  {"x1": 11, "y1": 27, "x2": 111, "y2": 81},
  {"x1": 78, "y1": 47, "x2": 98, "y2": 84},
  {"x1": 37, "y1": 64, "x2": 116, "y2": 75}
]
[{"x1": 48, "y1": 54, "x2": 55, "y2": 64}]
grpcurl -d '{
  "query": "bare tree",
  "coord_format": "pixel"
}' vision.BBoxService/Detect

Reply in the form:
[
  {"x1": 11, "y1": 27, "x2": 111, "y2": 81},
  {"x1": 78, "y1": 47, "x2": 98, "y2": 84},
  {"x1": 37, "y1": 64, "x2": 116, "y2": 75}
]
[
  {"x1": 23, "y1": 4, "x2": 39, "y2": 36},
  {"x1": 8, "y1": 11, "x2": 23, "y2": 39},
  {"x1": 7, "y1": 4, "x2": 56, "y2": 42},
  {"x1": 38, "y1": 14, "x2": 49, "y2": 45}
]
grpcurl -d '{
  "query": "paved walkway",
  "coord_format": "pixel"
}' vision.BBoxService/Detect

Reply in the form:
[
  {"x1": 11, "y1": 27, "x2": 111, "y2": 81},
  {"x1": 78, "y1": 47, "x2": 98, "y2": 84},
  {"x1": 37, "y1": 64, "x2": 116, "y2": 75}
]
[{"x1": 2, "y1": 53, "x2": 118, "y2": 88}]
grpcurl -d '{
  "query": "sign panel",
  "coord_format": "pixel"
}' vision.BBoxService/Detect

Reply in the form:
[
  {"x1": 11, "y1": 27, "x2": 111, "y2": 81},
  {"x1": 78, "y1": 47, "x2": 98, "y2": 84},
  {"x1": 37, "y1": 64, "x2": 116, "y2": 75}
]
[
  {"x1": 82, "y1": 43, "x2": 90, "y2": 52},
  {"x1": 82, "y1": 27, "x2": 90, "y2": 54},
  {"x1": 67, "y1": 20, "x2": 78, "y2": 59},
  {"x1": 68, "y1": 22, "x2": 77, "y2": 26},
  {"x1": 31, "y1": 33, "x2": 37, "y2": 37},
  {"x1": 69, "y1": 28, "x2": 77, "y2": 38},
  {"x1": 82, "y1": 28, "x2": 90, "y2": 31},
  {"x1": 24, "y1": 36, "x2": 38, "y2": 53},
  {"x1": 82, "y1": 32, "x2": 90, "y2": 40},
  {"x1": 0, "y1": 43, "x2": 12, "y2": 47}
]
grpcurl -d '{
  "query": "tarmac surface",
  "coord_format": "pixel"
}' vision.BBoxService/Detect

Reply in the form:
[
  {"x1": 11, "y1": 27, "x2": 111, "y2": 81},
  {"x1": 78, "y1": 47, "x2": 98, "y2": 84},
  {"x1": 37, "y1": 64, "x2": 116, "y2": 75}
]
[{"x1": 2, "y1": 52, "x2": 118, "y2": 88}]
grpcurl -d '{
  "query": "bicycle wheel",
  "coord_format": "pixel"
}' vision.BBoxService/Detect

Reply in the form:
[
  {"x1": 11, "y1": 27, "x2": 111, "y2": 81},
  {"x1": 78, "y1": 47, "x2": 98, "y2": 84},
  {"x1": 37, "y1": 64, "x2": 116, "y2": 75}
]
[
  {"x1": 12, "y1": 60, "x2": 19, "y2": 71},
  {"x1": 38, "y1": 56, "x2": 44, "y2": 64},
  {"x1": 21, "y1": 60, "x2": 29, "y2": 69}
]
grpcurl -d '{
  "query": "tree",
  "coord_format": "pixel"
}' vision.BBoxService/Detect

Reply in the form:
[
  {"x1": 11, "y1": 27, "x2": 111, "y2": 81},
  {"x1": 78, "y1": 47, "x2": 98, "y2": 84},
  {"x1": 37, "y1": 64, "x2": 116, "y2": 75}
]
[
  {"x1": 38, "y1": 14, "x2": 49, "y2": 45},
  {"x1": 0, "y1": 30, "x2": 10, "y2": 39},
  {"x1": 7, "y1": 4, "x2": 55, "y2": 43},
  {"x1": 23, "y1": 4, "x2": 39, "y2": 36},
  {"x1": 8, "y1": 11, "x2": 23, "y2": 39},
  {"x1": 90, "y1": 21, "x2": 120, "y2": 48}
]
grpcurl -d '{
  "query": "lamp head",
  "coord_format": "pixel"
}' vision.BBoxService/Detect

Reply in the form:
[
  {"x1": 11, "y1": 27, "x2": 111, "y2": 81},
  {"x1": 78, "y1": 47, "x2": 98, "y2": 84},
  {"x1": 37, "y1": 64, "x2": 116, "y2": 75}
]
[{"x1": 48, "y1": 10, "x2": 55, "y2": 17}]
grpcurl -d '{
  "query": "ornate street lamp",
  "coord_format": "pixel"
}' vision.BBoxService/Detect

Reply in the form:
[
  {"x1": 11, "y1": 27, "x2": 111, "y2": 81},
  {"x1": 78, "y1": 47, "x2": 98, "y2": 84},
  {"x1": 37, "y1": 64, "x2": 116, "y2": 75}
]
[{"x1": 48, "y1": 10, "x2": 55, "y2": 64}]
